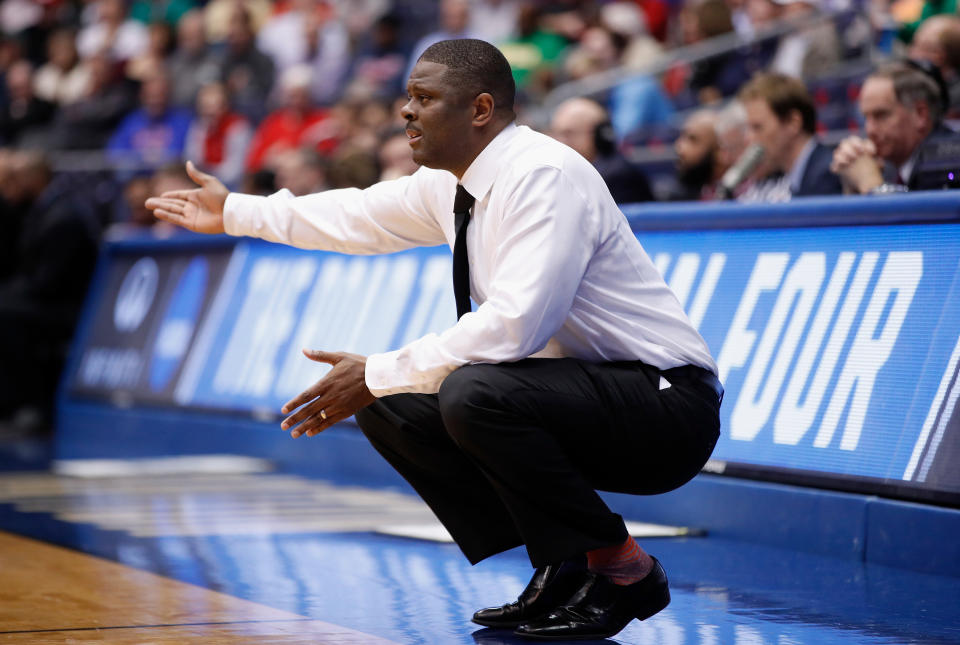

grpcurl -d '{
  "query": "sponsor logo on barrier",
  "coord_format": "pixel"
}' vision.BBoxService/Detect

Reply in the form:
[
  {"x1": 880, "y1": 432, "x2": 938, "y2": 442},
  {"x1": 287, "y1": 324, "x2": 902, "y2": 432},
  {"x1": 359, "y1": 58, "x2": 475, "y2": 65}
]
[{"x1": 114, "y1": 257, "x2": 158, "y2": 333}]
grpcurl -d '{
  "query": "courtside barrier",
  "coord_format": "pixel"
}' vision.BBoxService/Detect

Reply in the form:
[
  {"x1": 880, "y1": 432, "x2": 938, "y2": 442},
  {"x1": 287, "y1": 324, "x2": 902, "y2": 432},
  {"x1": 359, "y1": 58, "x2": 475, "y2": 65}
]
[{"x1": 55, "y1": 193, "x2": 960, "y2": 572}]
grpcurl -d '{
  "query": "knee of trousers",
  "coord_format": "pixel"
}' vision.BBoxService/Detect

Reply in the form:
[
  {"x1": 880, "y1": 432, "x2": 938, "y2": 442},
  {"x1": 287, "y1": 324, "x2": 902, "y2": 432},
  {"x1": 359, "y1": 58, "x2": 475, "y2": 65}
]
[
  {"x1": 354, "y1": 401, "x2": 390, "y2": 443},
  {"x1": 438, "y1": 364, "x2": 509, "y2": 451}
]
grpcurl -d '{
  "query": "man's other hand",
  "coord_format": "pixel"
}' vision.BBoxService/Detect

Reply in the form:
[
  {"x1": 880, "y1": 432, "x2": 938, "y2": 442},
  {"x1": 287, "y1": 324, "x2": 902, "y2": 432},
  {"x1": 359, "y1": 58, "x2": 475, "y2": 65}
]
[
  {"x1": 145, "y1": 161, "x2": 229, "y2": 234},
  {"x1": 280, "y1": 350, "x2": 376, "y2": 438}
]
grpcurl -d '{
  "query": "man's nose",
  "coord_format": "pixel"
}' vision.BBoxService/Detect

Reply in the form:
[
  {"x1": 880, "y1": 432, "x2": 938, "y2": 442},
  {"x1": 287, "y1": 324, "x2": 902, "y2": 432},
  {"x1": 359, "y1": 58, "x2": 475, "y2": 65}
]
[{"x1": 401, "y1": 99, "x2": 415, "y2": 121}]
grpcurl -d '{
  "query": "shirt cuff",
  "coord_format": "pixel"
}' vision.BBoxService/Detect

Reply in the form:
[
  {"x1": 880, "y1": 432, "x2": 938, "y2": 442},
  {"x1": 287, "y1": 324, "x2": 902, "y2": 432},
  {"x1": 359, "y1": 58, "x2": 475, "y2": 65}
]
[
  {"x1": 365, "y1": 350, "x2": 401, "y2": 397},
  {"x1": 223, "y1": 192, "x2": 263, "y2": 237}
]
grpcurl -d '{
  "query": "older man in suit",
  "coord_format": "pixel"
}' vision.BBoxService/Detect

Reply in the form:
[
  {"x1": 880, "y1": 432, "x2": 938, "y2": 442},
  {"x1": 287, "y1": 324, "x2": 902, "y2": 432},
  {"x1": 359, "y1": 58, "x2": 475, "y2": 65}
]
[{"x1": 831, "y1": 60, "x2": 958, "y2": 193}]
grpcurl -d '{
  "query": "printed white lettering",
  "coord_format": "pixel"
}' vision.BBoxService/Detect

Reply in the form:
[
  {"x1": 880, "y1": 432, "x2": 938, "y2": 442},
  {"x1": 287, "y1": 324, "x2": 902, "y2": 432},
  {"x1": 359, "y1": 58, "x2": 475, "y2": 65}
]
[
  {"x1": 731, "y1": 253, "x2": 824, "y2": 441},
  {"x1": 399, "y1": 257, "x2": 456, "y2": 346},
  {"x1": 688, "y1": 253, "x2": 726, "y2": 329},
  {"x1": 667, "y1": 253, "x2": 700, "y2": 309},
  {"x1": 213, "y1": 257, "x2": 316, "y2": 397},
  {"x1": 815, "y1": 252, "x2": 923, "y2": 449},
  {"x1": 716, "y1": 252, "x2": 789, "y2": 403},
  {"x1": 653, "y1": 252, "x2": 671, "y2": 278},
  {"x1": 774, "y1": 252, "x2": 868, "y2": 444},
  {"x1": 79, "y1": 348, "x2": 143, "y2": 388},
  {"x1": 275, "y1": 256, "x2": 418, "y2": 397}
]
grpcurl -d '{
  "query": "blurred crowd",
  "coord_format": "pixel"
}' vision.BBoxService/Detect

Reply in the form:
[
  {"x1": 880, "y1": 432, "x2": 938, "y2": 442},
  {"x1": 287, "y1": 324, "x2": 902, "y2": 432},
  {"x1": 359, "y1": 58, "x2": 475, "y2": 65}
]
[{"x1": 2, "y1": 0, "x2": 960, "y2": 432}]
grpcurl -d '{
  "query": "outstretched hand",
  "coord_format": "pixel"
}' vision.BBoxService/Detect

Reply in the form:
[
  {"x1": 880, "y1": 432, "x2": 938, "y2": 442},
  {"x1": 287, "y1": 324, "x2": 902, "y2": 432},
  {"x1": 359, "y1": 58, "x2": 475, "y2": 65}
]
[
  {"x1": 280, "y1": 350, "x2": 376, "y2": 438},
  {"x1": 145, "y1": 161, "x2": 229, "y2": 234}
]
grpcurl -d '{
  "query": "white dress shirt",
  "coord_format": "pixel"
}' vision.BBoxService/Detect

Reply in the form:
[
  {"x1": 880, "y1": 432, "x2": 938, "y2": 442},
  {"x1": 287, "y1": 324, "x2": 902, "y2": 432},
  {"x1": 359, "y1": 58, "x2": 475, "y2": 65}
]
[{"x1": 224, "y1": 123, "x2": 717, "y2": 397}]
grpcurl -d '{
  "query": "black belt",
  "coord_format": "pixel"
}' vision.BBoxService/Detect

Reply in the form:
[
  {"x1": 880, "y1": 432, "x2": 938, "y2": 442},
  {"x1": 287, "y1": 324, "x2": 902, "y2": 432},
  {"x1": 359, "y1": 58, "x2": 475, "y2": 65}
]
[{"x1": 661, "y1": 365, "x2": 724, "y2": 403}]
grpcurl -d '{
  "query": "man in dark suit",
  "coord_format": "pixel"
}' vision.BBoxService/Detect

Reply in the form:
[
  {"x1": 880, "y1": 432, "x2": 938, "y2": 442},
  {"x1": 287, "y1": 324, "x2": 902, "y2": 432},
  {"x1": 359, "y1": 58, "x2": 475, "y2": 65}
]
[
  {"x1": 735, "y1": 72, "x2": 842, "y2": 203},
  {"x1": 831, "y1": 60, "x2": 959, "y2": 193}
]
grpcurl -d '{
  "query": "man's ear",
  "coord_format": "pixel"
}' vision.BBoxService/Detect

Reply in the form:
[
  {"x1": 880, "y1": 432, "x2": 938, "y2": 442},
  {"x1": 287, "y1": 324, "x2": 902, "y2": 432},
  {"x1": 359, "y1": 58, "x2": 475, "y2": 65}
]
[
  {"x1": 473, "y1": 92, "x2": 495, "y2": 126},
  {"x1": 787, "y1": 109, "x2": 803, "y2": 136},
  {"x1": 913, "y1": 99, "x2": 932, "y2": 130}
]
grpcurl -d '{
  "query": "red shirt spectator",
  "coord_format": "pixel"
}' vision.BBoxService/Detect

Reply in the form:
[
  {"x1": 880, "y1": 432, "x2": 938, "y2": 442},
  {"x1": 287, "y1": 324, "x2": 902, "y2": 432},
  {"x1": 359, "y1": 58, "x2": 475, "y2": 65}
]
[{"x1": 245, "y1": 64, "x2": 338, "y2": 172}]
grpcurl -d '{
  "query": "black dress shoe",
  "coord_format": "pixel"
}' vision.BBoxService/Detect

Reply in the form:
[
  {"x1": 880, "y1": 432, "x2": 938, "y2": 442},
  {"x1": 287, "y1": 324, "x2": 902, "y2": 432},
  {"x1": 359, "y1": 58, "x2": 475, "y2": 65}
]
[
  {"x1": 472, "y1": 555, "x2": 588, "y2": 628},
  {"x1": 514, "y1": 556, "x2": 670, "y2": 640}
]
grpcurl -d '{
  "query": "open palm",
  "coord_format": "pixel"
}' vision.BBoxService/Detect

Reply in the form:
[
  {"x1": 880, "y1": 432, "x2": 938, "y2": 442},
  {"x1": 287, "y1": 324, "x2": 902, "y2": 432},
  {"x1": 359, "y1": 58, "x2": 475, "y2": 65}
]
[{"x1": 145, "y1": 161, "x2": 229, "y2": 234}]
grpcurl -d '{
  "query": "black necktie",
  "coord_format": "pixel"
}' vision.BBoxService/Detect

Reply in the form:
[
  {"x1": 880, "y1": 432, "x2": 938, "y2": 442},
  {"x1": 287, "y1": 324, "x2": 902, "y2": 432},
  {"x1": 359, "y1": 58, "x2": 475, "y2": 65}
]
[{"x1": 452, "y1": 184, "x2": 475, "y2": 319}]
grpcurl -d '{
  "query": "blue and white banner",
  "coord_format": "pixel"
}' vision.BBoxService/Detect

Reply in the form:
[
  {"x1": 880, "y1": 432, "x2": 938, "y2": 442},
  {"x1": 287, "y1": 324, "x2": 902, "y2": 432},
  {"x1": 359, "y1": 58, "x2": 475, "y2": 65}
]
[{"x1": 67, "y1": 222, "x2": 960, "y2": 497}]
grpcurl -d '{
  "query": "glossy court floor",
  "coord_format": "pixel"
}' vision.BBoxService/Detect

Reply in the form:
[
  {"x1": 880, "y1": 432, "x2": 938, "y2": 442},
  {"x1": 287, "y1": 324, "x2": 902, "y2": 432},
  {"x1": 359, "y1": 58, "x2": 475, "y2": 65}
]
[{"x1": 0, "y1": 435, "x2": 957, "y2": 645}]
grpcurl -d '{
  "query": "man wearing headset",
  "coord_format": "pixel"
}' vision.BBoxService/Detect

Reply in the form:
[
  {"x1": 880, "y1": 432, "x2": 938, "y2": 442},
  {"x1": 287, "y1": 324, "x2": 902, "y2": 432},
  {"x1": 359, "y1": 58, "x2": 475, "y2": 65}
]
[
  {"x1": 831, "y1": 60, "x2": 958, "y2": 193},
  {"x1": 549, "y1": 97, "x2": 655, "y2": 203}
]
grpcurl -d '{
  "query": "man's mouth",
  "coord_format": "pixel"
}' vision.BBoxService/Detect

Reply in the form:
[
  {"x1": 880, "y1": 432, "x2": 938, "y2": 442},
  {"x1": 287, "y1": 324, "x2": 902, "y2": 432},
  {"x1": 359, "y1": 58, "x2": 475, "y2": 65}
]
[{"x1": 406, "y1": 128, "x2": 422, "y2": 145}]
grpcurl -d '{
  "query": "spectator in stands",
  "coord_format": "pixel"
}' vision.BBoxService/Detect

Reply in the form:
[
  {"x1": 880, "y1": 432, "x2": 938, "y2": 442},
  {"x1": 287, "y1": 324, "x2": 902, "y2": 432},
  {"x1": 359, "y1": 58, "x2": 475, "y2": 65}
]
[
  {"x1": 256, "y1": 0, "x2": 350, "y2": 106},
  {"x1": 0, "y1": 60, "x2": 55, "y2": 147},
  {"x1": 672, "y1": 109, "x2": 720, "y2": 200},
  {"x1": 325, "y1": 97, "x2": 393, "y2": 159},
  {"x1": 767, "y1": 0, "x2": 842, "y2": 80},
  {"x1": 563, "y1": 25, "x2": 673, "y2": 135},
  {"x1": 378, "y1": 130, "x2": 419, "y2": 181},
  {"x1": 326, "y1": 147, "x2": 381, "y2": 189},
  {"x1": 550, "y1": 97, "x2": 654, "y2": 203},
  {"x1": 273, "y1": 147, "x2": 329, "y2": 196},
  {"x1": 899, "y1": 0, "x2": 957, "y2": 44},
  {"x1": 151, "y1": 161, "x2": 196, "y2": 196},
  {"x1": 682, "y1": 0, "x2": 746, "y2": 105},
  {"x1": 344, "y1": 13, "x2": 410, "y2": 101},
  {"x1": 204, "y1": 0, "x2": 272, "y2": 45},
  {"x1": 52, "y1": 53, "x2": 135, "y2": 150},
  {"x1": 501, "y1": 2, "x2": 568, "y2": 96},
  {"x1": 0, "y1": 150, "x2": 100, "y2": 434},
  {"x1": 126, "y1": 21, "x2": 175, "y2": 83},
  {"x1": 167, "y1": 9, "x2": 219, "y2": 109},
  {"x1": 77, "y1": 0, "x2": 148, "y2": 62},
  {"x1": 217, "y1": 4, "x2": 274, "y2": 123},
  {"x1": 33, "y1": 28, "x2": 90, "y2": 106},
  {"x1": 831, "y1": 60, "x2": 958, "y2": 192},
  {"x1": 405, "y1": 0, "x2": 478, "y2": 83},
  {"x1": 185, "y1": 81, "x2": 252, "y2": 190},
  {"x1": 604, "y1": 2, "x2": 664, "y2": 74},
  {"x1": 130, "y1": 0, "x2": 196, "y2": 27},
  {"x1": 107, "y1": 67, "x2": 192, "y2": 170},
  {"x1": 246, "y1": 64, "x2": 338, "y2": 173},
  {"x1": 118, "y1": 175, "x2": 156, "y2": 231},
  {"x1": 909, "y1": 14, "x2": 960, "y2": 113},
  {"x1": 469, "y1": 0, "x2": 521, "y2": 44},
  {"x1": 671, "y1": 103, "x2": 750, "y2": 200},
  {"x1": 737, "y1": 72, "x2": 842, "y2": 202}
]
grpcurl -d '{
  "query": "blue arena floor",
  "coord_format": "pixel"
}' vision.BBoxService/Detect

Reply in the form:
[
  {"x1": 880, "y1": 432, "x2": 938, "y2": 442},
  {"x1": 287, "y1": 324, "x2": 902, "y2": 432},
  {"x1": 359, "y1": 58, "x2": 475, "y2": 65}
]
[{"x1": 0, "y1": 435, "x2": 957, "y2": 645}]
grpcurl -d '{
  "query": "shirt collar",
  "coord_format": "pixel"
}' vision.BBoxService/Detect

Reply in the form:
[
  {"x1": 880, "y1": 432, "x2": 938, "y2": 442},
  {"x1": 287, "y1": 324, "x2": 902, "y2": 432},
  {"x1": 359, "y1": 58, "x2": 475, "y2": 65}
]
[
  {"x1": 899, "y1": 147, "x2": 921, "y2": 185},
  {"x1": 460, "y1": 121, "x2": 518, "y2": 202},
  {"x1": 786, "y1": 138, "x2": 816, "y2": 194}
]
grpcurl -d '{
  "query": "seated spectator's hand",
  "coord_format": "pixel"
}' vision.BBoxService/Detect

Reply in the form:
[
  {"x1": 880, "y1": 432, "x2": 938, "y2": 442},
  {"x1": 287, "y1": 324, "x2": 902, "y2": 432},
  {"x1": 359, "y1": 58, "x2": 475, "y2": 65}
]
[
  {"x1": 145, "y1": 161, "x2": 229, "y2": 234},
  {"x1": 830, "y1": 136, "x2": 884, "y2": 194}
]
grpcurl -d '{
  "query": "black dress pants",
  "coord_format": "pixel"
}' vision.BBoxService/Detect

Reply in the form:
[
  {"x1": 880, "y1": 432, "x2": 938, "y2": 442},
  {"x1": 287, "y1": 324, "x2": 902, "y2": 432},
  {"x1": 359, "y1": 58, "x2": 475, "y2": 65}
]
[{"x1": 355, "y1": 357, "x2": 721, "y2": 568}]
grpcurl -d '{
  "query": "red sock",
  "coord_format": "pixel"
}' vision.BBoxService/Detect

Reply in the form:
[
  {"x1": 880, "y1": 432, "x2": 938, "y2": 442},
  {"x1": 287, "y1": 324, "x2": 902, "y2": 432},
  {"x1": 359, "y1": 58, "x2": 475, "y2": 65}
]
[{"x1": 587, "y1": 536, "x2": 653, "y2": 586}]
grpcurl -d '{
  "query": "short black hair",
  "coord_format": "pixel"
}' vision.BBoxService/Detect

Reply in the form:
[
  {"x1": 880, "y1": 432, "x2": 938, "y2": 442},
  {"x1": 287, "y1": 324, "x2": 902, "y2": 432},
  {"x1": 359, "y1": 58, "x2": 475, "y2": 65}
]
[{"x1": 418, "y1": 38, "x2": 516, "y2": 117}]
